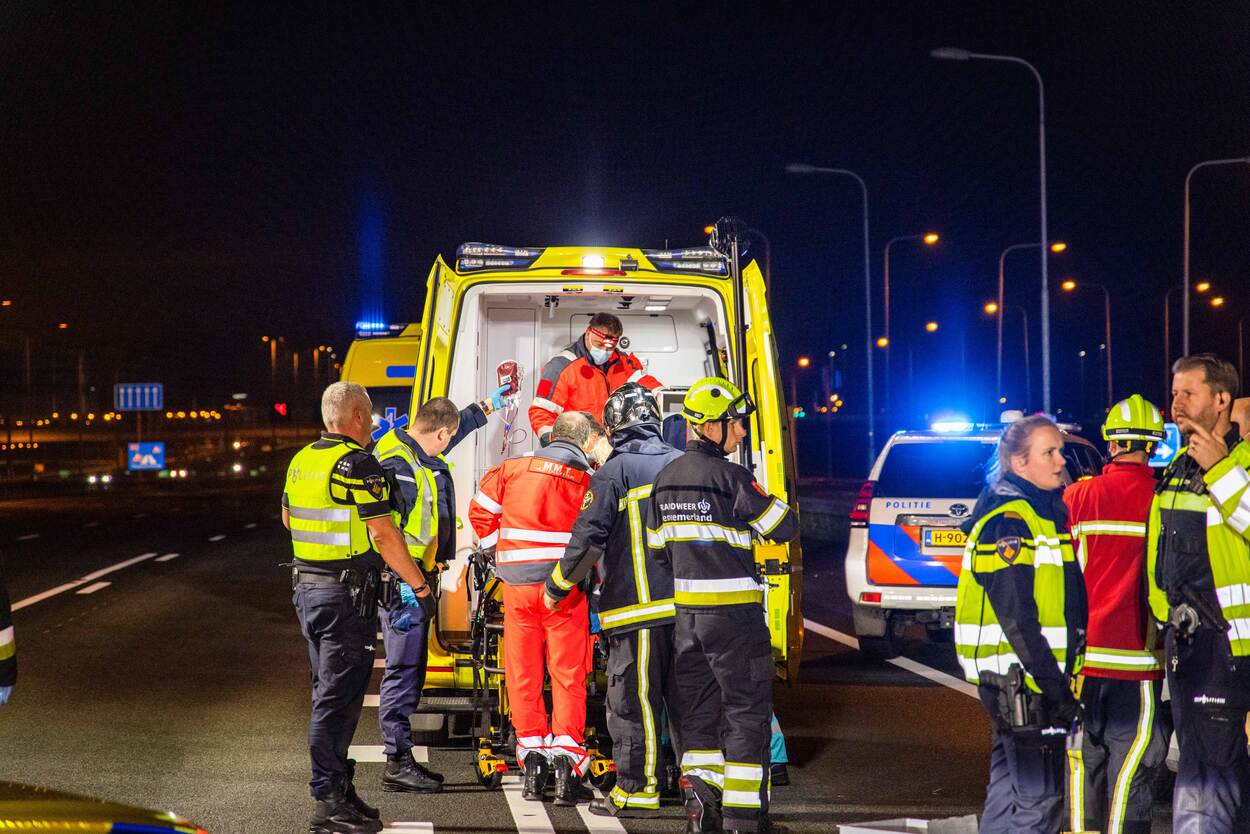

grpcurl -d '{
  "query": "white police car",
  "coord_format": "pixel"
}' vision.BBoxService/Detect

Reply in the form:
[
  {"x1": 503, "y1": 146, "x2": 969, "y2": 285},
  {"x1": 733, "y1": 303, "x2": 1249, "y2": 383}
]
[{"x1": 844, "y1": 416, "x2": 1103, "y2": 659}]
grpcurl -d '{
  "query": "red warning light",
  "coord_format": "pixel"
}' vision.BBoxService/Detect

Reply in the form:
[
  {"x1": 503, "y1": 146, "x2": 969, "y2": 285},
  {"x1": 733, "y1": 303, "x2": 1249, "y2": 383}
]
[{"x1": 273, "y1": 402, "x2": 288, "y2": 417}]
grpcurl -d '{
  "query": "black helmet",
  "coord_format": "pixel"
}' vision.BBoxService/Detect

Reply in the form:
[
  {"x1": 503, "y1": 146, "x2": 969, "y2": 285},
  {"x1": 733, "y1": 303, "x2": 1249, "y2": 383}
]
[{"x1": 602, "y1": 382, "x2": 662, "y2": 434}]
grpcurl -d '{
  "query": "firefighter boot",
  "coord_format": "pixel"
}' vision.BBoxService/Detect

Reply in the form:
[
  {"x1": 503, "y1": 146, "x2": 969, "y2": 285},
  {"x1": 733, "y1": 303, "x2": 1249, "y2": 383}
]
[
  {"x1": 522, "y1": 753, "x2": 551, "y2": 801},
  {"x1": 309, "y1": 787, "x2": 384, "y2": 834},
  {"x1": 681, "y1": 775, "x2": 723, "y2": 833},
  {"x1": 553, "y1": 756, "x2": 595, "y2": 806},
  {"x1": 382, "y1": 752, "x2": 442, "y2": 794}
]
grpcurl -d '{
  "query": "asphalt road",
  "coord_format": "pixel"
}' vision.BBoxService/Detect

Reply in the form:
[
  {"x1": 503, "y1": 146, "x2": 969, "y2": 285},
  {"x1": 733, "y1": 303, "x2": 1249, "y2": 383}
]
[{"x1": 0, "y1": 479, "x2": 1172, "y2": 833}]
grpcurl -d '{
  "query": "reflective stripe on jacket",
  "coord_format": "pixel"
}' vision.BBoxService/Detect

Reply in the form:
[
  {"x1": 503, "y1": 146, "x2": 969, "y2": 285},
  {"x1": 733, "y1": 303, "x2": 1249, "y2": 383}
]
[
  {"x1": 283, "y1": 434, "x2": 390, "y2": 565},
  {"x1": 374, "y1": 428, "x2": 439, "y2": 567},
  {"x1": 527, "y1": 338, "x2": 661, "y2": 442}
]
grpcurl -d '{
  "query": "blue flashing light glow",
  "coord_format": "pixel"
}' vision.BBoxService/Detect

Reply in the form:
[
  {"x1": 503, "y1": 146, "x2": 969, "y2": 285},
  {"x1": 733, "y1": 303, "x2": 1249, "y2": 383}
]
[
  {"x1": 355, "y1": 321, "x2": 388, "y2": 331},
  {"x1": 357, "y1": 190, "x2": 385, "y2": 331},
  {"x1": 931, "y1": 418, "x2": 974, "y2": 433}
]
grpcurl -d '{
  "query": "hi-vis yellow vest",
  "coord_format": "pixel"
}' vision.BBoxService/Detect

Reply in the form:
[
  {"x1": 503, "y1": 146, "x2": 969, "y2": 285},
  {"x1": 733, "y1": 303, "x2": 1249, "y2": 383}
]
[
  {"x1": 285, "y1": 438, "x2": 375, "y2": 562},
  {"x1": 373, "y1": 429, "x2": 440, "y2": 569},
  {"x1": 955, "y1": 499, "x2": 1081, "y2": 693}
]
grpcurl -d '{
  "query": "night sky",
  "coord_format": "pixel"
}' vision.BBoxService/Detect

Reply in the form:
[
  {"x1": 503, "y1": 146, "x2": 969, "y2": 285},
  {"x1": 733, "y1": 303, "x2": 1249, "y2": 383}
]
[{"x1": 2, "y1": 3, "x2": 1248, "y2": 423}]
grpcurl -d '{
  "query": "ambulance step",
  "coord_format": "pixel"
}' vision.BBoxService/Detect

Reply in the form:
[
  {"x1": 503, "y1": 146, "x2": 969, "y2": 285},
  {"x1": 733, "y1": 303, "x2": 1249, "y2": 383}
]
[{"x1": 414, "y1": 696, "x2": 482, "y2": 713}]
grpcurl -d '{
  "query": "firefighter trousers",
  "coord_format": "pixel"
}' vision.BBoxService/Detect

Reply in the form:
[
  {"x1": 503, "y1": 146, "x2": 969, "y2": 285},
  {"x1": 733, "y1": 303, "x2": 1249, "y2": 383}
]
[
  {"x1": 675, "y1": 605, "x2": 773, "y2": 832},
  {"x1": 605, "y1": 624, "x2": 678, "y2": 809},
  {"x1": 1066, "y1": 676, "x2": 1165, "y2": 834},
  {"x1": 1166, "y1": 627, "x2": 1250, "y2": 834},
  {"x1": 502, "y1": 582, "x2": 591, "y2": 774}
]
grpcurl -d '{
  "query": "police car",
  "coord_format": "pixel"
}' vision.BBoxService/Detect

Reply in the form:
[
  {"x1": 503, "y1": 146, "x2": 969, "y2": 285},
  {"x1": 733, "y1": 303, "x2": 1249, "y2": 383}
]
[{"x1": 844, "y1": 415, "x2": 1103, "y2": 659}]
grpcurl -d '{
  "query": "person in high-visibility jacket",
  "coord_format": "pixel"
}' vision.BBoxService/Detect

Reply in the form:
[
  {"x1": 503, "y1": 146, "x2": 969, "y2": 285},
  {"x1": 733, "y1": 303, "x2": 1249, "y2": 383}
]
[
  {"x1": 528, "y1": 312, "x2": 661, "y2": 446},
  {"x1": 1146, "y1": 354, "x2": 1250, "y2": 834},
  {"x1": 955, "y1": 414, "x2": 1087, "y2": 834},
  {"x1": 469, "y1": 410, "x2": 605, "y2": 806},
  {"x1": 371, "y1": 391, "x2": 505, "y2": 793},
  {"x1": 542, "y1": 382, "x2": 684, "y2": 819},
  {"x1": 1063, "y1": 395, "x2": 1167, "y2": 834},
  {"x1": 646, "y1": 376, "x2": 798, "y2": 834},
  {"x1": 0, "y1": 548, "x2": 14, "y2": 706},
  {"x1": 283, "y1": 382, "x2": 436, "y2": 834}
]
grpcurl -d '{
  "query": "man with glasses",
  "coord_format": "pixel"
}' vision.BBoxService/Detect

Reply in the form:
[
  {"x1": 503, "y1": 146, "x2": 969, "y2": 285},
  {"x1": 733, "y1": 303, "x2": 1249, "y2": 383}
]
[{"x1": 529, "y1": 312, "x2": 661, "y2": 446}]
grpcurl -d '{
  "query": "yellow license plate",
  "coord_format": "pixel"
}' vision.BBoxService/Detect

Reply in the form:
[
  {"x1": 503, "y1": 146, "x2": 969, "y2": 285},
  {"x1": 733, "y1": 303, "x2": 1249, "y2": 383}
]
[{"x1": 924, "y1": 528, "x2": 966, "y2": 548}]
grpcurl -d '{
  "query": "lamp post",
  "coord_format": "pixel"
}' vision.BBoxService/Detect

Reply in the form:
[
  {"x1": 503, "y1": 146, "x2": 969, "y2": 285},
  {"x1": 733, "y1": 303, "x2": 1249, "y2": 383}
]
[
  {"x1": 1238, "y1": 315, "x2": 1248, "y2": 395},
  {"x1": 933, "y1": 47, "x2": 1052, "y2": 412},
  {"x1": 882, "y1": 232, "x2": 939, "y2": 433},
  {"x1": 984, "y1": 301, "x2": 1031, "y2": 408},
  {"x1": 1163, "y1": 281, "x2": 1211, "y2": 400},
  {"x1": 1183, "y1": 157, "x2": 1250, "y2": 353},
  {"x1": 786, "y1": 162, "x2": 876, "y2": 470},
  {"x1": 1060, "y1": 279, "x2": 1113, "y2": 408},
  {"x1": 993, "y1": 241, "x2": 1065, "y2": 401}
]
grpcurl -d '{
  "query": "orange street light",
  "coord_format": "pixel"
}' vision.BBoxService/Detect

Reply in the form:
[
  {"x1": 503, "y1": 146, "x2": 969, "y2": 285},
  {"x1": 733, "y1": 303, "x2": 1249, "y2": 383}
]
[
  {"x1": 1196, "y1": 281, "x2": 1211, "y2": 293},
  {"x1": 925, "y1": 321, "x2": 939, "y2": 332},
  {"x1": 1050, "y1": 241, "x2": 1068, "y2": 253},
  {"x1": 1061, "y1": 279, "x2": 1077, "y2": 292},
  {"x1": 876, "y1": 336, "x2": 889, "y2": 348},
  {"x1": 703, "y1": 225, "x2": 715, "y2": 235},
  {"x1": 923, "y1": 232, "x2": 940, "y2": 245},
  {"x1": 984, "y1": 301, "x2": 1000, "y2": 315},
  {"x1": 797, "y1": 356, "x2": 811, "y2": 368},
  {"x1": 1, "y1": 299, "x2": 11, "y2": 307},
  {"x1": 57, "y1": 322, "x2": 68, "y2": 330},
  {"x1": 1212, "y1": 296, "x2": 1226, "y2": 308}
]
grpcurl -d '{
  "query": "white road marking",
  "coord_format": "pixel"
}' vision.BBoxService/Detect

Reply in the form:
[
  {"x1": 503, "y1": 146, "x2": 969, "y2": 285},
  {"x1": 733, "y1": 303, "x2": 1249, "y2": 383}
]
[
  {"x1": 13, "y1": 553, "x2": 160, "y2": 611},
  {"x1": 501, "y1": 773, "x2": 556, "y2": 834},
  {"x1": 76, "y1": 581, "x2": 111, "y2": 595},
  {"x1": 804, "y1": 618, "x2": 978, "y2": 700},
  {"x1": 381, "y1": 824, "x2": 433, "y2": 834},
  {"x1": 208, "y1": 534, "x2": 226, "y2": 542},
  {"x1": 347, "y1": 745, "x2": 428, "y2": 763},
  {"x1": 155, "y1": 553, "x2": 181, "y2": 562},
  {"x1": 132, "y1": 513, "x2": 147, "y2": 520},
  {"x1": 15, "y1": 533, "x2": 40, "y2": 541},
  {"x1": 576, "y1": 785, "x2": 628, "y2": 833},
  {"x1": 363, "y1": 694, "x2": 380, "y2": 708},
  {"x1": 83, "y1": 522, "x2": 101, "y2": 528},
  {"x1": 374, "y1": 658, "x2": 386, "y2": 668},
  {"x1": 244, "y1": 522, "x2": 258, "y2": 529}
]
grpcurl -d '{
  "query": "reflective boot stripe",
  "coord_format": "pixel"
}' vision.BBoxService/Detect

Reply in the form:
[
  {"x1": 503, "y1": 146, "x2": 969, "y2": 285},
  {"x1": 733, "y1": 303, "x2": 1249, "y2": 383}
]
[{"x1": 722, "y1": 762, "x2": 763, "y2": 809}]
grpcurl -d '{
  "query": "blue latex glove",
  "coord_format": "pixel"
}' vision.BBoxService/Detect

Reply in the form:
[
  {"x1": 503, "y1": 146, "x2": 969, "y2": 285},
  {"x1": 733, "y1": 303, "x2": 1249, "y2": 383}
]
[
  {"x1": 0, "y1": 686, "x2": 11, "y2": 705},
  {"x1": 396, "y1": 581, "x2": 436, "y2": 625},
  {"x1": 398, "y1": 581, "x2": 418, "y2": 607},
  {"x1": 389, "y1": 606, "x2": 416, "y2": 634},
  {"x1": 489, "y1": 384, "x2": 511, "y2": 411}
]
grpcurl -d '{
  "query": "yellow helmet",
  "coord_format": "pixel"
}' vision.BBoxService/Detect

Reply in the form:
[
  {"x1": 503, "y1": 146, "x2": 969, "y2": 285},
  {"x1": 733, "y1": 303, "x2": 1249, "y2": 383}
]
[
  {"x1": 681, "y1": 376, "x2": 755, "y2": 425},
  {"x1": 1102, "y1": 394, "x2": 1165, "y2": 442}
]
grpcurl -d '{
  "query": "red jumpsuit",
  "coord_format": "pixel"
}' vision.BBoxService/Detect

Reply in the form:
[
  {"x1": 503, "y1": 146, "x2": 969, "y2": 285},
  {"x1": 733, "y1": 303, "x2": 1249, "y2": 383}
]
[
  {"x1": 528, "y1": 338, "x2": 660, "y2": 444},
  {"x1": 469, "y1": 440, "x2": 594, "y2": 773}
]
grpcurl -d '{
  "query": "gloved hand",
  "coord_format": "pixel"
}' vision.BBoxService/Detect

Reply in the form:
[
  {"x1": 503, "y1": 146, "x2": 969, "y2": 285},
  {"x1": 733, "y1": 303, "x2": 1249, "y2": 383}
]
[
  {"x1": 0, "y1": 685, "x2": 12, "y2": 705},
  {"x1": 397, "y1": 581, "x2": 437, "y2": 626},
  {"x1": 543, "y1": 591, "x2": 562, "y2": 612},
  {"x1": 389, "y1": 605, "x2": 418, "y2": 634},
  {"x1": 1048, "y1": 691, "x2": 1081, "y2": 730},
  {"x1": 489, "y1": 384, "x2": 511, "y2": 411}
]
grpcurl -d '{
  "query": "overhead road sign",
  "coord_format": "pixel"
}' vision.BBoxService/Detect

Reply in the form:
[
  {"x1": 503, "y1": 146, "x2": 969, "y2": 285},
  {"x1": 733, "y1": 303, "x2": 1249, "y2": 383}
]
[
  {"x1": 128, "y1": 442, "x2": 165, "y2": 471},
  {"x1": 114, "y1": 383, "x2": 164, "y2": 412}
]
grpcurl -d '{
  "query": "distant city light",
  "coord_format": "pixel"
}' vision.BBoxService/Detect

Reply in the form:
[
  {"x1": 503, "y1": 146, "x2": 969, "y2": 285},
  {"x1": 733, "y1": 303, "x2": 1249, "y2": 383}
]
[
  {"x1": 875, "y1": 336, "x2": 889, "y2": 348},
  {"x1": 925, "y1": 321, "x2": 939, "y2": 332},
  {"x1": 797, "y1": 356, "x2": 811, "y2": 368}
]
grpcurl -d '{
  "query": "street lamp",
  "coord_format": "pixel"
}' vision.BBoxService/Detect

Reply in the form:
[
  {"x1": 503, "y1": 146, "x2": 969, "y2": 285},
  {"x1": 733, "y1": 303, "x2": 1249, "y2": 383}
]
[
  {"x1": 992, "y1": 241, "x2": 1066, "y2": 405},
  {"x1": 934, "y1": 47, "x2": 1053, "y2": 412},
  {"x1": 924, "y1": 321, "x2": 939, "y2": 332},
  {"x1": 1238, "y1": 315, "x2": 1248, "y2": 394},
  {"x1": 983, "y1": 301, "x2": 1032, "y2": 407},
  {"x1": 1060, "y1": 279, "x2": 1113, "y2": 408},
  {"x1": 786, "y1": 162, "x2": 877, "y2": 470},
  {"x1": 882, "y1": 231, "x2": 940, "y2": 431},
  {"x1": 1163, "y1": 281, "x2": 1213, "y2": 400},
  {"x1": 1183, "y1": 157, "x2": 1250, "y2": 353}
]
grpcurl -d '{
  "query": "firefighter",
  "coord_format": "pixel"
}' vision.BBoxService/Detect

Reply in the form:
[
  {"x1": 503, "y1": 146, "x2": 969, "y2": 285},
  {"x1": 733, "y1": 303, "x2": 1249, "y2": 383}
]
[
  {"x1": 1063, "y1": 395, "x2": 1167, "y2": 834},
  {"x1": 371, "y1": 390, "x2": 506, "y2": 793},
  {"x1": 647, "y1": 376, "x2": 799, "y2": 834},
  {"x1": 954, "y1": 414, "x2": 1087, "y2": 834},
  {"x1": 541, "y1": 382, "x2": 683, "y2": 818},
  {"x1": 1146, "y1": 354, "x2": 1250, "y2": 834},
  {"x1": 469, "y1": 411, "x2": 605, "y2": 805},
  {"x1": 284, "y1": 382, "x2": 436, "y2": 834},
  {"x1": 528, "y1": 312, "x2": 661, "y2": 446}
]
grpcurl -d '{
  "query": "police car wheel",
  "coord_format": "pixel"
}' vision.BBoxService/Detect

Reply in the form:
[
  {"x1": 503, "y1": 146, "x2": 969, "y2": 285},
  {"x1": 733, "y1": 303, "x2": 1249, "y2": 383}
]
[{"x1": 857, "y1": 635, "x2": 902, "y2": 661}]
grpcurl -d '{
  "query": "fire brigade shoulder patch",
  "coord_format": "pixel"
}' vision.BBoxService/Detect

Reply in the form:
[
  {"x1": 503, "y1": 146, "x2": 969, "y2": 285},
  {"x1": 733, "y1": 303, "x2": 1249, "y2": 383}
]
[
  {"x1": 996, "y1": 536, "x2": 1022, "y2": 564},
  {"x1": 581, "y1": 489, "x2": 595, "y2": 511}
]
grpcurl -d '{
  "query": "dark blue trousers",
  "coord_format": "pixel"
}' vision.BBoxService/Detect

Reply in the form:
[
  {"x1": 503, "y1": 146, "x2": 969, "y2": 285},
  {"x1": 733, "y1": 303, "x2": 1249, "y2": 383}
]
[
  {"x1": 978, "y1": 685, "x2": 1066, "y2": 834},
  {"x1": 1167, "y1": 628, "x2": 1250, "y2": 834},
  {"x1": 294, "y1": 582, "x2": 376, "y2": 798},
  {"x1": 378, "y1": 595, "x2": 431, "y2": 756}
]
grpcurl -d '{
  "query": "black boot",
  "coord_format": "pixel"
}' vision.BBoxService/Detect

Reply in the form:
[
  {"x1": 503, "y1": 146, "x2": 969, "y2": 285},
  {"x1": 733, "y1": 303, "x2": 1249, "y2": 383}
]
[
  {"x1": 343, "y1": 760, "x2": 379, "y2": 820},
  {"x1": 382, "y1": 752, "x2": 442, "y2": 794},
  {"x1": 680, "y1": 775, "x2": 723, "y2": 834},
  {"x1": 769, "y1": 762, "x2": 789, "y2": 786},
  {"x1": 588, "y1": 791, "x2": 659, "y2": 818},
  {"x1": 552, "y1": 756, "x2": 594, "y2": 807},
  {"x1": 521, "y1": 752, "x2": 550, "y2": 801},
  {"x1": 309, "y1": 787, "x2": 383, "y2": 834}
]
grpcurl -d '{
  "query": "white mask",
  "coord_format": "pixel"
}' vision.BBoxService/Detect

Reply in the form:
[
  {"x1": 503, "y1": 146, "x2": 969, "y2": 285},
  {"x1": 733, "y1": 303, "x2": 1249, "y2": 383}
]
[{"x1": 589, "y1": 346, "x2": 613, "y2": 365}]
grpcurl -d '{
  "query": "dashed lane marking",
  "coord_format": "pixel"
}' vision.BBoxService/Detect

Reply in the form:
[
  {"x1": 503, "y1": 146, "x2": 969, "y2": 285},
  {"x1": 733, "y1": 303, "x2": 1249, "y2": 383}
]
[
  {"x1": 83, "y1": 522, "x2": 101, "y2": 528},
  {"x1": 132, "y1": 513, "x2": 147, "y2": 520},
  {"x1": 76, "y1": 581, "x2": 111, "y2": 595},
  {"x1": 15, "y1": 533, "x2": 40, "y2": 541},
  {"x1": 381, "y1": 824, "x2": 433, "y2": 833},
  {"x1": 501, "y1": 773, "x2": 557, "y2": 834},
  {"x1": 576, "y1": 785, "x2": 628, "y2": 833},
  {"x1": 244, "y1": 522, "x2": 258, "y2": 529},
  {"x1": 803, "y1": 617, "x2": 978, "y2": 700},
  {"x1": 155, "y1": 553, "x2": 181, "y2": 562},
  {"x1": 347, "y1": 745, "x2": 429, "y2": 763},
  {"x1": 363, "y1": 694, "x2": 380, "y2": 708},
  {"x1": 208, "y1": 534, "x2": 226, "y2": 542},
  {"x1": 13, "y1": 553, "x2": 160, "y2": 611}
]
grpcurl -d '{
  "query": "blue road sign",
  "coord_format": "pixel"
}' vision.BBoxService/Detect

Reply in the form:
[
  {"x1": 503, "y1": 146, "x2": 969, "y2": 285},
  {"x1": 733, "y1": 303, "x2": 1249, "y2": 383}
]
[
  {"x1": 1149, "y1": 422, "x2": 1183, "y2": 468},
  {"x1": 127, "y1": 442, "x2": 166, "y2": 471},
  {"x1": 114, "y1": 383, "x2": 164, "y2": 412}
]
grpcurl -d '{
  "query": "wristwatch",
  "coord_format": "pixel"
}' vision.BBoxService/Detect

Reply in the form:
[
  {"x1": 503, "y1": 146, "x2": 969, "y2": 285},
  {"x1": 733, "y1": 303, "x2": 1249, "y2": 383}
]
[{"x1": 477, "y1": 398, "x2": 495, "y2": 416}]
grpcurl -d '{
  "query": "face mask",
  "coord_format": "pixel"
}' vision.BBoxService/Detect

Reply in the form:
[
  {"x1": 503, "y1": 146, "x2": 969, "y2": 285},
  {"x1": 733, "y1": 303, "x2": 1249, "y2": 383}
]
[{"x1": 589, "y1": 347, "x2": 613, "y2": 365}]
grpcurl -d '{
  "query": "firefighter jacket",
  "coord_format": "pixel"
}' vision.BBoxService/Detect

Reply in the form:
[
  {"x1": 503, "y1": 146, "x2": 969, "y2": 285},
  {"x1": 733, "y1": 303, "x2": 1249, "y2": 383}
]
[
  {"x1": 645, "y1": 438, "x2": 798, "y2": 609},
  {"x1": 1148, "y1": 429, "x2": 1250, "y2": 657},
  {"x1": 528, "y1": 337, "x2": 661, "y2": 444},
  {"x1": 545, "y1": 423, "x2": 684, "y2": 634},
  {"x1": 469, "y1": 440, "x2": 593, "y2": 585},
  {"x1": 1064, "y1": 460, "x2": 1161, "y2": 680},
  {"x1": 955, "y1": 472, "x2": 1088, "y2": 699},
  {"x1": 376, "y1": 403, "x2": 488, "y2": 567},
  {"x1": 0, "y1": 550, "x2": 13, "y2": 689},
  {"x1": 282, "y1": 432, "x2": 392, "y2": 571}
]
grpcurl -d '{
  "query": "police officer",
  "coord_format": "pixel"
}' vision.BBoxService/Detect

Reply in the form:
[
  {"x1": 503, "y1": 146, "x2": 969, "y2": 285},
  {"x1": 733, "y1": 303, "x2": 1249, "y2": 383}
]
[
  {"x1": 541, "y1": 382, "x2": 683, "y2": 818},
  {"x1": 1064, "y1": 395, "x2": 1167, "y2": 834},
  {"x1": 371, "y1": 391, "x2": 506, "y2": 793},
  {"x1": 955, "y1": 414, "x2": 1087, "y2": 834},
  {"x1": 647, "y1": 376, "x2": 799, "y2": 834},
  {"x1": 1146, "y1": 354, "x2": 1250, "y2": 834},
  {"x1": 0, "y1": 549, "x2": 14, "y2": 706},
  {"x1": 284, "y1": 382, "x2": 436, "y2": 834}
]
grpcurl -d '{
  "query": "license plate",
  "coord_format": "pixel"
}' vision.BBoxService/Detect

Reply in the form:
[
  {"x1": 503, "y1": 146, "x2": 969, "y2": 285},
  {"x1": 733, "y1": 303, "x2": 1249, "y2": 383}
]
[{"x1": 923, "y1": 528, "x2": 966, "y2": 548}]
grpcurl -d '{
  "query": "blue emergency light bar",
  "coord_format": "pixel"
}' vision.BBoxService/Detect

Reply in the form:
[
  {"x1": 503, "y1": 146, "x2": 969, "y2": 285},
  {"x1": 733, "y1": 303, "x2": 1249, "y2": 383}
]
[
  {"x1": 455, "y1": 242, "x2": 729, "y2": 276},
  {"x1": 456, "y1": 243, "x2": 545, "y2": 272},
  {"x1": 354, "y1": 321, "x2": 407, "y2": 338},
  {"x1": 641, "y1": 246, "x2": 728, "y2": 276}
]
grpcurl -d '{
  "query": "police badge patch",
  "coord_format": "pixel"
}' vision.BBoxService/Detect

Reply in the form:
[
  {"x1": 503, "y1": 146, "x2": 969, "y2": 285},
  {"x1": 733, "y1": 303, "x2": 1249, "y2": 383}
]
[
  {"x1": 581, "y1": 489, "x2": 595, "y2": 511},
  {"x1": 364, "y1": 475, "x2": 385, "y2": 500},
  {"x1": 996, "y1": 536, "x2": 1022, "y2": 564}
]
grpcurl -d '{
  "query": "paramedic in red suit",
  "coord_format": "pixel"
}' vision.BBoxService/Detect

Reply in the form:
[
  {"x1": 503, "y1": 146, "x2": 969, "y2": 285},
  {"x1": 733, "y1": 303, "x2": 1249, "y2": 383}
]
[
  {"x1": 528, "y1": 312, "x2": 662, "y2": 446},
  {"x1": 1062, "y1": 394, "x2": 1169, "y2": 834},
  {"x1": 468, "y1": 411, "x2": 605, "y2": 806}
]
